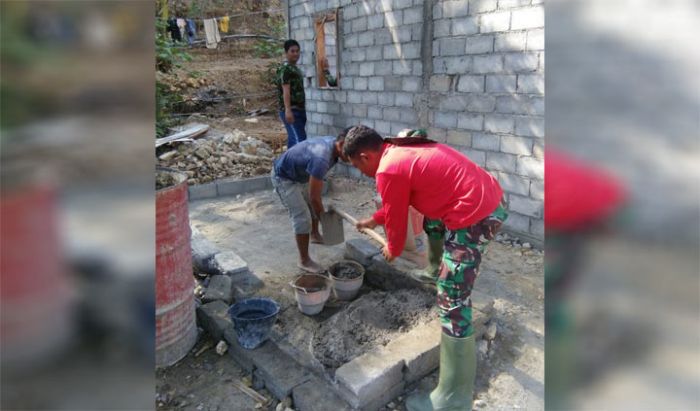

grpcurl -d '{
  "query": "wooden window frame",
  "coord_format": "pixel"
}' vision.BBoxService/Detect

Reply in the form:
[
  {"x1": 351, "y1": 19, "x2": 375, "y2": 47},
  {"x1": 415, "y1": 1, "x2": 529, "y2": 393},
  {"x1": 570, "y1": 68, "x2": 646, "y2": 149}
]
[{"x1": 314, "y1": 10, "x2": 340, "y2": 89}]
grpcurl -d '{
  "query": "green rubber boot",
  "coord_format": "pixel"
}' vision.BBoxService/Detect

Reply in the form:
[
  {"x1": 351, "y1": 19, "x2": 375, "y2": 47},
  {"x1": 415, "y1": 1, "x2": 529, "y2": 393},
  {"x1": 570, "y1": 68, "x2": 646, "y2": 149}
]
[
  {"x1": 405, "y1": 333, "x2": 476, "y2": 411},
  {"x1": 410, "y1": 236, "x2": 444, "y2": 285}
]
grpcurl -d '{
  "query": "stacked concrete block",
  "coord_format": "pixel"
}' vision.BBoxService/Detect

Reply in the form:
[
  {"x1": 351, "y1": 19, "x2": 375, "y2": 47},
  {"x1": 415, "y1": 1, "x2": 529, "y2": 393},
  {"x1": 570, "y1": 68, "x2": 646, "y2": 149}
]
[{"x1": 289, "y1": 0, "x2": 544, "y2": 244}]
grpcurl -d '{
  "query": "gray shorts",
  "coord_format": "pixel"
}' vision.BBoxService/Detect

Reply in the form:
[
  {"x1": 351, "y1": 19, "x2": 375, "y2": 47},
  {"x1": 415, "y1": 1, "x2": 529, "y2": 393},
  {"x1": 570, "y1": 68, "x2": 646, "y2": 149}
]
[{"x1": 271, "y1": 170, "x2": 314, "y2": 235}]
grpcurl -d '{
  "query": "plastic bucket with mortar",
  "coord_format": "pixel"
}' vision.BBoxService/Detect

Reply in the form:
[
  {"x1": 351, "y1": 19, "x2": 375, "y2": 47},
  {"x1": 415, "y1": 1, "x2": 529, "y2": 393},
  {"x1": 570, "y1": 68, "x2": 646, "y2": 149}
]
[
  {"x1": 328, "y1": 260, "x2": 365, "y2": 301},
  {"x1": 290, "y1": 274, "x2": 331, "y2": 315},
  {"x1": 228, "y1": 297, "x2": 279, "y2": 349}
]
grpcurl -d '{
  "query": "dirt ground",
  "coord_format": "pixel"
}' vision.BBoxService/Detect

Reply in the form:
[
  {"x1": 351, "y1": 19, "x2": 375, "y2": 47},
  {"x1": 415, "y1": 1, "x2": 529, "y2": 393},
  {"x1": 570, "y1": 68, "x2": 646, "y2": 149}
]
[{"x1": 156, "y1": 176, "x2": 544, "y2": 411}]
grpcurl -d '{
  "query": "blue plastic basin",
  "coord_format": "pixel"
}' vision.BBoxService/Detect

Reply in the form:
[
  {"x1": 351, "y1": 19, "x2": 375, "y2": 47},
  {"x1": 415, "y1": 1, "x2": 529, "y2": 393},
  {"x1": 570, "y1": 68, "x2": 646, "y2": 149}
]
[{"x1": 228, "y1": 297, "x2": 279, "y2": 349}]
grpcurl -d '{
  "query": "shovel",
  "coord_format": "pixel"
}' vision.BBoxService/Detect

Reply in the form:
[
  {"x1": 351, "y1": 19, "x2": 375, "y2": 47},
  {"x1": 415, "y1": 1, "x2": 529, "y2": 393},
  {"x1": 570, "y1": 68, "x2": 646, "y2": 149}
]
[{"x1": 320, "y1": 205, "x2": 388, "y2": 247}]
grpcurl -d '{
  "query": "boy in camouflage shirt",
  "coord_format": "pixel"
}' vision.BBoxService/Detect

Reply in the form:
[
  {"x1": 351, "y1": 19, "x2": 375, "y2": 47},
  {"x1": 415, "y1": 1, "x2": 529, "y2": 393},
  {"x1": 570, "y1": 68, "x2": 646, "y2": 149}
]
[{"x1": 276, "y1": 39, "x2": 307, "y2": 149}]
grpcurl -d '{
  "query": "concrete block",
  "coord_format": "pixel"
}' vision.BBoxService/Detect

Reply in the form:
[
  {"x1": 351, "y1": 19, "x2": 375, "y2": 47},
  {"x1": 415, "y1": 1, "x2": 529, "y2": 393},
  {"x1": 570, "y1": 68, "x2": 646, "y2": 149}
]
[
  {"x1": 361, "y1": 92, "x2": 378, "y2": 105},
  {"x1": 335, "y1": 350, "x2": 405, "y2": 408},
  {"x1": 434, "y1": 19, "x2": 451, "y2": 37},
  {"x1": 403, "y1": 6, "x2": 422, "y2": 24},
  {"x1": 434, "y1": 112, "x2": 458, "y2": 128},
  {"x1": 446, "y1": 130, "x2": 472, "y2": 147},
  {"x1": 504, "y1": 211, "x2": 529, "y2": 233},
  {"x1": 457, "y1": 113, "x2": 484, "y2": 131},
  {"x1": 250, "y1": 342, "x2": 313, "y2": 400},
  {"x1": 344, "y1": 33, "x2": 359, "y2": 48},
  {"x1": 498, "y1": 0, "x2": 531, "y2": 8},
  {"x1": 439, "y1": 95, "x2": 469, "y2": 112},
  {"x1": 530, "y1": 179, "x2": 544, "y2": 200},
  {"x1": 484, "y1": 115, "x2": 514, "y2": 133},
  {"x1": 196, "y1": 300, "x2": 232, "y2": 341},
  {"x1": 430, "y1": 75, "x2": 452, "y2": 92},
  {"x1": 224, "y1": 328, "x2": 255, "y2": 372},
  {"x1": 402, "y1": 76, "x2": 422, "y2": 92},
  {"x1": 382, "y1": 107, "x2": 401, "y2": 122},
  {"x1": 480, "y1": 11, "x2": 510, "y2": 33},
  {"x1": 441, "y1": 0, "x2": 470, "y2": 18},
  {"x1": 390, "y1": 122, "x2": 412, "y2": 135},
  {"x1": 526, "y1": 28, "x2": 544, "y2": 51},
  {"x1": 347, "y1": 91, "x2": 362, "y2": 104},
  {"x1": 402, "y1": 42, "x2": 421, "y2": 59},
  {"x1": 358, "y1": 31, "x2": 374, "y2": 47},
  {"x1": 496, "y1": 95, "x2": 533, "y2": 114},
  {"x1": 384, "y1": 45, "x2": 400, "y2": 60},
  {"x1": 400, "y1": 109, "x2": 418, "y2": 123},
  {"x1": 212, "y1": 251, "x2": 249, "y2": 277},
  {"x1": 531, "y1": 218, "x2": 544, "y2": 237},
  {"x1": 395, "y1": 92, "x2": 414, "y2": 107},
  {"x1": 383, "y1": 319, "x2": 441, "y2": 383},
  {"x1": 516, "y1": 156, "x2": 544, "y2": 179},
  {"x1": 473, "y1": 55, "x2": 503, "y2": 73},
  {"x1": 472, "y1": 133, "x2": 500, "y2": 151},
  {"x1": 369, "y1": 77, "x2": 384, "y2": 91},
  {"x1": 366, "y1": 253, "x2": 425, "y2": 291},
  {"x1": 501, "y1": 135, "x2": 533, "y2": 155},
  {"x1": 470, "y1": 0, "x2": 498, "y2": 13},
  {"x1": 374, "y1": 28, "x2": 392, "y2": 45},
  {"x1": 495, "y1": 32, "x2": 527, "y2": 52},
  {"x1": 293, "y1": 377, "x2": 352, "y2": 411},
  {"x1": 217, "y1": 176, "x2": 271, "y2": 196},
  {"x1": 393, "y1": 60, "x2": 413, "y2": 75},
  {"x1": 498, "y1": 172, "x2": 530, "y2": 196},
  {"x1": 486, "y1": 152, "x2": 517, "y2": 173},
  {"x1": 466, "y1": 35, "x2": 494, "y2": 54},
  {"x1": 360, "y1": 380, "x2": 405, "y2": 411},
  {"x1": 359, "y1": 62, "x2": 374, "y2": 77},
  {"x1": 439, "y1": 37, "x2": 466, "y2": 56},
  {"x1": 368, "y1": 14, "x2": 384, "y2": 30},
  {"x1": 511, "y1": 6, "x2": 544, "y2": 30},
  {"x1": 366, "y1": 46, "x2": 382, "y2": 61},
  {"x1": 351, "y1": 16, "x2": 368, "y2": 32},
  {"x1": 345, "y1": 238, "x2": 382, "y2": 266},
  {"x1": 202, "y1": 274, "x2": 234, "y2": 304},
  {"x1": 504, "y1": 52, "x2": 539, "y2": 72},
  {"x1": 384, "y1": 10, "x2": 403, "y2": 28},
  {"x1": 375, "y1": 120, "x2": 391, "y2": 135},
  {"x1": 457, "y1": 75, "x2": 484, "y2": 92},
  {"x1": 468, "y1": 95, "x2": 496, "y2": 112},
  {"x1": 510, "y1": 194, "x2": 543, "y2": 218},
  {"x1": 354, "y1": 77, "x2": 368, "y2": 90},
  {"x1": 486, "y1": 74, "x2": 517, "y2": 92},
  {"x1": 461, "y1": 149, "x2": 486, "y2": 166},
  {"x1": 190, "y1": 226, "x2": 220, "y2": 272},
  {"x1": 533, "y1": 138, "x2": 544, "y2": 159},
  {"x1": 443, "y1": 56, "x2": 472, "y2": 74},
  {"x1": 517, "y1": 74, "x2": 544, "y2": 94},
  {"x1": 452, "y1": 17, "x2": 479, "y2": 36},
  {"x1": 188, "y1": 183, "x2": 218, "y2": 200},
  {"x1": 368, "y1": 105, "x2": 383, "y2": 120}
]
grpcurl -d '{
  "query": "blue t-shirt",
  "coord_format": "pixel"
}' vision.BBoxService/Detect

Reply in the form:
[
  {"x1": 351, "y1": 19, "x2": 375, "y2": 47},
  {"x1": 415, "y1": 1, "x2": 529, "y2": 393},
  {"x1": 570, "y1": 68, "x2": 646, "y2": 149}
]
[{"x1": 273, "y1": 136, "x2": 337, "y2": 183}]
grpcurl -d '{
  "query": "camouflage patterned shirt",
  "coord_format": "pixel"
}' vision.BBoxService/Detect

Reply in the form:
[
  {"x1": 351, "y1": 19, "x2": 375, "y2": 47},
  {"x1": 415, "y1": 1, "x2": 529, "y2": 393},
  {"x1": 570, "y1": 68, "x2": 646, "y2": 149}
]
[{"x1": 276, "y1": 62, "x2": 305, "y2": 111}]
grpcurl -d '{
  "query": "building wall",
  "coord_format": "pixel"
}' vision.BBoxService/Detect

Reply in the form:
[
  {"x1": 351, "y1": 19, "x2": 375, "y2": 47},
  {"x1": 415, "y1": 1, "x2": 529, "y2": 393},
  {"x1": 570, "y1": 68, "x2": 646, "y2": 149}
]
[{"x1": 287, "y1": 0, "x2": 544, "y2": 242}]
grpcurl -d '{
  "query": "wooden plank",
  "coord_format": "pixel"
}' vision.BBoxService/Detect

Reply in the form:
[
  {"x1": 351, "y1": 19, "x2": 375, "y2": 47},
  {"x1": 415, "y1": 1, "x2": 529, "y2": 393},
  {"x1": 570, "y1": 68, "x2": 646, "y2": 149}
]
[{"x1": 155, "y1": 123, "x2": 209, "y2": 147}]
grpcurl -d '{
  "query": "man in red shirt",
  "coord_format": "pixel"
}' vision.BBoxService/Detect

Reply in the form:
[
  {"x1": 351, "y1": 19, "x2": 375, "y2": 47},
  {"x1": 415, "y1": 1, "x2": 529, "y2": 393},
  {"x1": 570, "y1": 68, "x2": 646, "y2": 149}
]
[{"x1": 343, "y1": 126, "x2": 507, "y2": 411}]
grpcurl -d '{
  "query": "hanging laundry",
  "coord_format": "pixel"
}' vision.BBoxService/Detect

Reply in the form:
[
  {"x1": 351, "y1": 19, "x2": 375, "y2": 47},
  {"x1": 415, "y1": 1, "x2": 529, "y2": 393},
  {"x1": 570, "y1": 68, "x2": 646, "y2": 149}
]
[
  {"x1": 203, "y1": 18, "x2": 221, "y2": 49},
  {"x1": 176, "y1": 18, "x2": 186, "y2": 41},
  {"x1": 218, "y1": 16, "x2": 230, "y2": 34},
  {"x1": 185, "y1": 18, "x2": 197, "y2": 45},
  {"x1": 167, "y1": 18, "x2": 182, "y2": 42}
]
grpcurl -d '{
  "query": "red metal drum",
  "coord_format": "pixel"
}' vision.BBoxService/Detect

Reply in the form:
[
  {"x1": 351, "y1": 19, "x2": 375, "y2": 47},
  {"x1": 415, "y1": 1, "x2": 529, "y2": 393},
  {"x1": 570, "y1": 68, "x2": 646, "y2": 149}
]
[
  {"x1": 1, "y1": 184, "x2": 75, "y2": 370},
  {"x1": 156, "y1": 170, "x2": 197, "y2": 367}
]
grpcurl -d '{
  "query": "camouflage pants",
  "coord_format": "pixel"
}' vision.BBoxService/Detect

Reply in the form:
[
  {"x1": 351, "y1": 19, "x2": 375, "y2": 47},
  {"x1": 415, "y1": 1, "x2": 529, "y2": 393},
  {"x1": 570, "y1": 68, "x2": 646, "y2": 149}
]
[{"x1": 424, "y1": 202, "x2": 508, "y2": 337}]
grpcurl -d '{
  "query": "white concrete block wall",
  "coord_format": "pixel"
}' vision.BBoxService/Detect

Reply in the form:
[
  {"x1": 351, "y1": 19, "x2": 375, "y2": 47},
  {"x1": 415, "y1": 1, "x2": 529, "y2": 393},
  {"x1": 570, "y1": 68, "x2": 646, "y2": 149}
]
[{"x1": 289, "y1": 0, "x2": 544, "y2": 242}]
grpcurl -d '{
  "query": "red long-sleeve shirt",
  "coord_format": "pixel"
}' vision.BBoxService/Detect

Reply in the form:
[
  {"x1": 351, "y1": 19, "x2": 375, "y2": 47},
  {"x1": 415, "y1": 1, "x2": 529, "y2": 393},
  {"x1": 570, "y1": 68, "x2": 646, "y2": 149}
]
[{"x1": 372, "y1": 143, "x2": 503, "y2": 256}]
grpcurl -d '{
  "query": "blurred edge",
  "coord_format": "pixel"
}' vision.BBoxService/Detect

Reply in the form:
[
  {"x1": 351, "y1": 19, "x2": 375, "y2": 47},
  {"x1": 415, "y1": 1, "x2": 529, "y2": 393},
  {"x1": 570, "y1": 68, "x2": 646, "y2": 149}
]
[{"x1": 1, "y1": 1, "x2": 156, "y2": 410}]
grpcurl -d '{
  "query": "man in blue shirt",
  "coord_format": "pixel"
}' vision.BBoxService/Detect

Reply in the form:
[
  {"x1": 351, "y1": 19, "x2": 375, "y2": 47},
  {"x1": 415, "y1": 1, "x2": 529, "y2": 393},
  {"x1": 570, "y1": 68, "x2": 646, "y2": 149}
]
[{"x1": 271, "y1": 128, "x2": 351, "y2": 273}]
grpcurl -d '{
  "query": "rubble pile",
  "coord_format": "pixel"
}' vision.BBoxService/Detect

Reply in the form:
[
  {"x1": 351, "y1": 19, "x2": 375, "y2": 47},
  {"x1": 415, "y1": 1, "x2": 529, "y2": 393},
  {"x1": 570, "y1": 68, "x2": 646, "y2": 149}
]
[{"x1": 157, "y1": 127, "x2": 283, "y2": 185}]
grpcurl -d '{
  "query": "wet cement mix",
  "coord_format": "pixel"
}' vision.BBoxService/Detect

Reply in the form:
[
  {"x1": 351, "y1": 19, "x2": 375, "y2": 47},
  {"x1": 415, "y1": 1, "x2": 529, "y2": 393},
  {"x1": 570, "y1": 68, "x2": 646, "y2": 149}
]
[
  {"x1": 330, "y1": 264, "x2": 363, "y2": 279},
  {"x1": 312, "y1": 288, "x2": 437, "y2": 370}
]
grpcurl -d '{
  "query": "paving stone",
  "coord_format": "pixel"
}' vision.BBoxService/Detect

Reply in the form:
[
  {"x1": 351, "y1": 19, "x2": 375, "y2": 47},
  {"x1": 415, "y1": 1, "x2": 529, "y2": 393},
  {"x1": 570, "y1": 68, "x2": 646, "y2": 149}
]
[
  {"x1": 249, "y1": 342, "x2": 313, "y2": 400},
  {"x1": 344, "y1": 238, "x2": 382, "y2": 266},
  {"x1": 292, "y1": 377, "x2": 352, "y2": 411},
  {"x1": 188, "y1": 183, "x2": 218, "y2": 200},
  {"x1": 212, "y1": 251, "x2": 249, "y2": 276},
  {"x1": 196, "y1": 300, "x2": 232, "y2": 341},
  {"x1": 190, "y1": 226, "x2": 220, "y2": 272},
  {"x1": 335, "y1": 349, "x2": 405, "y2": 409},
  {"x1": 360, "y1": 380, "x2": 405, "y2": 411},
  {"x1": 202, "y1": 275, "x2": 233, "y2": 304},
  {"x1": 382, "y1": 319, "x2": 442, "y2": 384},
  {"x1": 223, "y1": 327, "x2": 255, "y2": 372}
]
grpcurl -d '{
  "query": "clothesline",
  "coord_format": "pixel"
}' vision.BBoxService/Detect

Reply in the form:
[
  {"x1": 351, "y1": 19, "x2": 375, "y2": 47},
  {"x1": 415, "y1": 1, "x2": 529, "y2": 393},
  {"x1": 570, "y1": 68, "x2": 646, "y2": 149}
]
[{"x1": 168, "y1": 8, "x2": 284, "y2": 23}]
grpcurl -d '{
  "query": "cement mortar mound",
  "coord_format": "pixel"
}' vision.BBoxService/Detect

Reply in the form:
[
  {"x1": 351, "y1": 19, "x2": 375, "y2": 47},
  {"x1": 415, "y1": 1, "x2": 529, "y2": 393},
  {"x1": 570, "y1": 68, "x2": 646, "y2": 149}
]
[{"x1": 312, "y1": 288, "x2": 436, "y2": 370}]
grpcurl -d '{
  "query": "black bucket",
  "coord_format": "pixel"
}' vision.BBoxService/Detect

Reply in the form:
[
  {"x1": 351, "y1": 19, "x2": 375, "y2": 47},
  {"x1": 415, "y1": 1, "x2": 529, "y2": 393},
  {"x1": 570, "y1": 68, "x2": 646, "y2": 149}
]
[{"x1": 228, "y1": 297, "x2": 280, "y2": 349}]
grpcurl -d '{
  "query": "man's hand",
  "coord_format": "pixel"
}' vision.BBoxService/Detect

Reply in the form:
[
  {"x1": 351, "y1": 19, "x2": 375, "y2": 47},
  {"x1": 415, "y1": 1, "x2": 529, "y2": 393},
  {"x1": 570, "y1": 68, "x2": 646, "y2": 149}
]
[
  {"x1": 355, "y1": 217, "x2": 378, "y2": 231},
  {"x1": 285, "y1": 109, "x2": 294, "y2": 124},
  {"x1": 381, "y1": 245, "x2": 396, "y2": 262}
]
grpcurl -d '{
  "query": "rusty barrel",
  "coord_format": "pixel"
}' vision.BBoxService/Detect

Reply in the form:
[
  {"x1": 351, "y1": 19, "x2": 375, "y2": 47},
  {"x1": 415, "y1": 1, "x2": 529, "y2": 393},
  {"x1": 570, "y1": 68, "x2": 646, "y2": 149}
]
[
  {"x1": 156, "y1": 169, "x2": 197, "y2": 367},
  {"x1": 1, "y1": 183, "x2": 75, "y2": 371}
]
